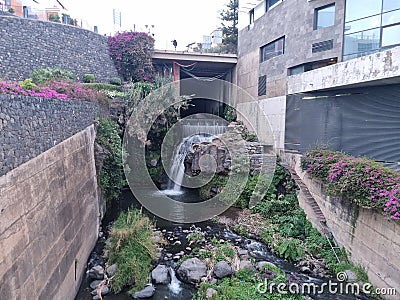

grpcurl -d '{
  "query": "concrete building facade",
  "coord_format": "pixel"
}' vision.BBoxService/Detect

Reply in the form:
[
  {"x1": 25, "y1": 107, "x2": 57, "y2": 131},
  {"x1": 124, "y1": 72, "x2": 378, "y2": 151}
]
[{"x1": 237, "y1": 0, "x2": 400, "y2": 154}]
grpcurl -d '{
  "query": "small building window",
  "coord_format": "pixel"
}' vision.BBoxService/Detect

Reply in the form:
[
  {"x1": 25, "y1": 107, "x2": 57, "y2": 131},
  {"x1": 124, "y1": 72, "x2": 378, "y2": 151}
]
[
  {"x1": 258, "y1": 75, "x2": 267, "y2": 96},
  {"x1": 260, "y1": 37, "x2": 285, "y2": 63},
  {"x1": 266, "y1": 0, "x2": 280, "y2": 12},
  {"x1": 315, "y1": 4, "x2": 335, "y2": 29},
  {"x1": 248, "y1": 9, "x2": 254, "y2": 29}
]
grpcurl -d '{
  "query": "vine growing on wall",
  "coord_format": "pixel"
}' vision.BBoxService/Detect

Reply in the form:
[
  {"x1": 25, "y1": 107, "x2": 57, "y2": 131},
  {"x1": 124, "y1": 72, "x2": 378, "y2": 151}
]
[{"x1": 107, "y1": 31, "x2": 155, "y2": 82}]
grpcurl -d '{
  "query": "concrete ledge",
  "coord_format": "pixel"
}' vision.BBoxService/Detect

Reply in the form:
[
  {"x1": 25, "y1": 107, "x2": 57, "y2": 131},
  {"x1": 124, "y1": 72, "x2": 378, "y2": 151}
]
[{"x1": 288, "y1": 46, "x2": 400, "y2": 94}]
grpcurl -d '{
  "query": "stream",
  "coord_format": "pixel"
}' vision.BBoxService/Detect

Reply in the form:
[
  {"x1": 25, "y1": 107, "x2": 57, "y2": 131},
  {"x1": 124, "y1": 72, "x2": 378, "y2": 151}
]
[{"x1": 75, "y1": 188, "x2": 371, "y2": 300}]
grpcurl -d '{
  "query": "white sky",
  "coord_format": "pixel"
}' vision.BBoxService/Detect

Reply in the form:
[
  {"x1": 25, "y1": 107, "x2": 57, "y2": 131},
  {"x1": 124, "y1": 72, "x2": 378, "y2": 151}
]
[{"x1": 33, "y1": 0, "x2": 228, "y2": 50}]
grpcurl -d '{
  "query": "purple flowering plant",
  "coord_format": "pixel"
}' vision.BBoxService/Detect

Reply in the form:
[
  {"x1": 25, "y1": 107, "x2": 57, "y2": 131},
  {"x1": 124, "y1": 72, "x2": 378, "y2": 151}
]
[
  {"x1": 107, "y1": 31, "x2": 155, "y2": 82},
  {"x1": 301, "y1": 149, "x2": 400, "y2": 221}
]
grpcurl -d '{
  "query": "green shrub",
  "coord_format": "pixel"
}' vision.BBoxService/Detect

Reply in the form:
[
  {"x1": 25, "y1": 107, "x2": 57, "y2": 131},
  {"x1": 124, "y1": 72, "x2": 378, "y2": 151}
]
[
  {"x1": 109, "y1": 77, "x2": 122, "y2": 85},
  {"x1": 96, "y1": 118, "x2": 126, "y2": 201},
  {"x1": 81, "y1": 82, "x2": 123, "y2": 92},
  {"x1": 31, "y1": 67, "x2": 74, "y2": 86},
  {"x1": 19, "y1": 78, "x2": 36, "y2": 90},
  {"x1": 275, "y1": 238, "x2": 304, "y2": 262},
  {"x1": 83, "y1": 74, "x2": 95, "y2": 83},
  {"x1": 105, "y1": 209, "x2": 156, "y2": 294},
  {"x1": 223, "y1": 105, "x2": 237, "y2": 122}
]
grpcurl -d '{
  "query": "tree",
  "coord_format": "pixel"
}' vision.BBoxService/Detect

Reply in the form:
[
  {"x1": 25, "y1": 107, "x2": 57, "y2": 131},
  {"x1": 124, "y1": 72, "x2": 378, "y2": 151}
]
[{"x1": 220, "y1": 0, "x2": 238, "y2": 54}]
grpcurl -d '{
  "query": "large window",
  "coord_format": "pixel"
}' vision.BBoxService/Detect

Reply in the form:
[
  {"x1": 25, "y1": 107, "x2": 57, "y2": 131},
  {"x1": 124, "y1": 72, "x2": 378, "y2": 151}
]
[
  {"x1": 260, "y1": 37, "x2": 285, "y2": 63},
  {"x1": 315, "y1": 4, "x2": 336, "y2": 29},
  {"x1": 343, "y1": 0, "x2": 400, "y2": 60}
]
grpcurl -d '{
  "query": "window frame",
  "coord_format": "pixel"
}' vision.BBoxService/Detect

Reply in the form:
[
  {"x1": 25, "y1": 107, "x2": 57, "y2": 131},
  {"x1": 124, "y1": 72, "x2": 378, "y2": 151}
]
[
  {"x1": 260, "y1": 36, "x2": 285, "y2": 63},
  {"x1": 266, "y1": 0, "x2": 282, "y2": 13},
  {"x1": 314, "y1": 3, "x2": 336, "y2": 30}
]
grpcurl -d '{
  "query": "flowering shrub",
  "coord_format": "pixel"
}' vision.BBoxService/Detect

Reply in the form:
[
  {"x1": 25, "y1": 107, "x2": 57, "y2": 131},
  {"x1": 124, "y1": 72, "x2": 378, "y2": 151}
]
[
  {"x1": 0, "y1": 80, "x2": 107, "y2": 103},
  {"x1": 0, "y1": 81, "x2": 68, "y2": 99},
  {"x1": 107, "y1": 31, "x2": 154, "y2": 82},
  {"x1": 301, "y1": 149, "x2": 400, "y2": 221}
]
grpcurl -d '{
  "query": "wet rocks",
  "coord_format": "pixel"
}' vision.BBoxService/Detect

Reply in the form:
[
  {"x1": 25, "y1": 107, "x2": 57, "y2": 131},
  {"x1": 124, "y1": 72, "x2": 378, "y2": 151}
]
[
  {"x1": 239, "y1": 260, "x2": 254, "y2": 272},
  {"x1": 257, "y1": 261, "x2": 277, "y2": 271},
  {"x1": 177, "y1": 258, "x2": 207, "y2": 284},
  {"x1": 89, "y1": 265, "x2": 104, "y2": 280},
  {"x1": 91, "y1": 285, "x2": 109, "y2": 296},
  {"x1": 106, "y1": 263, "x2": 118, "y2": 277},
  {"x1": 213, "y1": 261, "x2": 233, "y2": 279},
  {"x1": 133, "y1": 284, "x2": 155, "y2": 299},
  {"x1": 151, "y1": 265, "x2": 170, "y2": 284},
  {"x1": 89, "y1": 280, "x2": 103, "y2": 290},
  {"x1": 206, "y1": 288, "x2": 217, "y2": 298}
]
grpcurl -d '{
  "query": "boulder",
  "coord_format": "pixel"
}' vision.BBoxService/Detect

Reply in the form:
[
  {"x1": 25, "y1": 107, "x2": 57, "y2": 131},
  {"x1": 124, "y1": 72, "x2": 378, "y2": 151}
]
[
  {"x1": 106, "y1": 263, "x2": 118, "y2": 277},
  {"x1": 213, "y1": 261, "x2": 233, "y2": 279},
  {"x1": 344, "y1": 270, "x2": 357, "y2": 282},
  {"x1": 177, "y1": 258, "x2": 207, "y2": 284},
  {"x1": 89, "y1": 265, "x2": 104, "y2": 280},
  {"x1": 91, "y1": 285, "x2": 110, "y2": 296},
  {"x1": 206, "y1": 287, "x2": 218, "y2": 299},
  {"x1": 239, "y1": 260, "x2": 254, "y2": 272},
  {"x1": 151, "y1": 265, "x2": 170, "y2": 284},
  {"x1": 133, "y1": 284, "x2": 155, "y2": 299},
  {"x1": 89, "y1": 280, "x2": 103, "y2": 290}
]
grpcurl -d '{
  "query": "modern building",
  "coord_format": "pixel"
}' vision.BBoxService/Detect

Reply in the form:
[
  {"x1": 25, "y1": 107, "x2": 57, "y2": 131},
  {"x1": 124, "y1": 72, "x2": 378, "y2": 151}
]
[{"x1": 236, "y1": 0, "x2": 400, "y2": 169}]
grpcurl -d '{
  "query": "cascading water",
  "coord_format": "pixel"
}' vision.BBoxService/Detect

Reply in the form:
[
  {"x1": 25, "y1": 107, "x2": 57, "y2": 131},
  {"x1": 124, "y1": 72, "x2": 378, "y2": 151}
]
[
  {"x1": 163, "y1": 134, "x2": 213, "y2": 195},
  {"x1": 163, "y1": 120, "x2": 227, "y2": 196},
  {"x1": 168, "y1": 267, "x2": 182, "y2": 295}
]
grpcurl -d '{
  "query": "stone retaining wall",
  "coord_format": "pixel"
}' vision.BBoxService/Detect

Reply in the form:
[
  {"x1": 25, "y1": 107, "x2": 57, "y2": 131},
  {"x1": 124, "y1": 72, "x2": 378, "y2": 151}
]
[
  {"x1": 0, "y1": 94, "x2": 107, "y2": 176},
  {"x1": 0, "y1": 125, "x2": 99, "y2": 299},
  {"x1": 283, "y1": 152, "x2": 400, "y2": 299},
  {"x1": 0, "y1": 16, "x2": 119, "y2": 82}
]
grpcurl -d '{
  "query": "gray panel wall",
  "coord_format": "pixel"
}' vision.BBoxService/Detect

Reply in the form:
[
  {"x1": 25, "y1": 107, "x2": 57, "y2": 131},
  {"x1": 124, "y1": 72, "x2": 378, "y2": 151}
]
[{"x1": 285, "y1": 84, "x2": 400, "y2": 164}]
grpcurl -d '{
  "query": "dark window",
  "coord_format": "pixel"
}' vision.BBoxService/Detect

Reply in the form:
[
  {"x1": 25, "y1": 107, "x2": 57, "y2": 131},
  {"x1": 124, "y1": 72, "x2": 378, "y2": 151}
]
[
  {"x1": 260, "y1": 37, "x2": 285, "y2": 63},
  {"x1": 315, "y1": 4, "x2": 335, "y2": 29},
  {"x1": 289, "y1": 58, "x2": 337, "y2": 76},
  {"x1": 312, "y1": 40, "x2": 334, "y2": 53},
  {"x1": 258, "y1": 75, "x2": 267, "y2": 96},
  {"x1": 343, "y1": 28, "x2": 380, "y2": 57},
  {"x1": 266, "y1": 0, "x2": 280, "y2": 11},
  {"x1": 249, "y1": 9, "x2": 254, "y2": 24}
]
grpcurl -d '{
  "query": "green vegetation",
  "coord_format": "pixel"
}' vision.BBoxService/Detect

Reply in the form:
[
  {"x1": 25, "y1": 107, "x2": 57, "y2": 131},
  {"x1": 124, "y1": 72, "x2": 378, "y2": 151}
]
[
  {"x1": 109, "y1": 77, "x2": 122, "y2": 86},
  {"x1": 83, "y1": 74, "x2": 95, "y2": 83},
  {"x1": 195, "y1": 269, "x2": 302, "y2": 300},
  {"x1": 96, "y1": 118, "x2": 126, "y2": 202},
  {"x1": 30, "y1": 67, "x2": 74, "y2": 85},
  {"x1": 104, "y1": 208, "x2": 157, "y2": 294},
  {"x1": 81, "y1": 82, "x2": 123, "y2": 92}
]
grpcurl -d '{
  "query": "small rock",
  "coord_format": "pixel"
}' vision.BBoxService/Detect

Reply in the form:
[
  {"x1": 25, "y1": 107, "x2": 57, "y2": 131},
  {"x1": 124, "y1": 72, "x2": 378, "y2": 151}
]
[
  {"x1": 151, "y1": 265, "x2": 170, "y2": 284},
  {"x1": 166, "y1": 253, "x2": 173, "y2": 258},
  {"x1": 91, "y1": 285, "x2": 109, "y2": 296},
  {"x1": 210, "y1": 278, "x2": 218, "y2": 285},
  {"x1": 89, "y1": 280, "x2": 103, "y2": 290},
  {"x1": 344, "y1": 270, "x2": 357, "y2": 282},
  {"x1": 183, "y1": 230, "x2": 189, "y2": 233},
  {"x1": 257, "y1": 261, "x2": 277, "y2": 271},
  {"x1": 133, "y1": 284, "x2": 155, "y2": 299},
  {"x1": 300, "y1": 266, "x2": 312, "y2": 274},
  {"x1": 238, "y1": 249, "x2": 248, "y2": 257},
  {"x1": 213, "y1": 261, "x2": 233, "y2": 279},
  {"x1": 206, "y1": 288, "x2": 217, "y2": 299},
  {"x1": 106, "y1": 263, "x2": 118, "y2": 277},
  {"x1": 239, "y1": 260, "x2": 254, "y2": 272},
  {"x1": 173, "y1": 240, "x2": 181, "y2": 246},
  {"x1": 89, "y1": 265, "x2": 104, "y2": 280},
  {"x1": 186, "y1": 247, "x2": 192, "y2": 251},
  {"x1": 173, "y1": 256, "x2": 180, "y2": 261}
]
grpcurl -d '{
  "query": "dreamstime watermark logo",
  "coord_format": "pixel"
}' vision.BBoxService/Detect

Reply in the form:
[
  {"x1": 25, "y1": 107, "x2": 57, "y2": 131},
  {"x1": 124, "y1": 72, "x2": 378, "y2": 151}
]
[
  {"x1": 256, "y1": 272, "x2": 397, "y2": 296},
  {"x1": 122, "y1": 78, "x2": 276, "y2": 223}
]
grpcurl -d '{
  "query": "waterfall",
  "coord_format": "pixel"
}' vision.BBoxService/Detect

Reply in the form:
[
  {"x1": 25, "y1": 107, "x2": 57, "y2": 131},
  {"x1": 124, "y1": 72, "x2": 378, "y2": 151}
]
[
  {"x1": 168, "y1": 267, "x2": 182, "y2": 295},
  {"x1": 162, "y1": 118, "x2": 227, "y2": 196},
  {"x1": 163, "y1": 134, "x2": 213, "y2": 196}
]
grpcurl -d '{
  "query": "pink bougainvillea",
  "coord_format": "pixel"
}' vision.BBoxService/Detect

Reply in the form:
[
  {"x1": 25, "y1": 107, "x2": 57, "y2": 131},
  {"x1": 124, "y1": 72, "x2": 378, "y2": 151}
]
[
  {"x1": 107, "y1": 31, "x2": 155, "y2": 82},
  {"x1": 301, "y1": 149, "x2": 400, "y2": 221},
  {"x1": 0, "y1": 80, "x2": 107, "y2": 103}
]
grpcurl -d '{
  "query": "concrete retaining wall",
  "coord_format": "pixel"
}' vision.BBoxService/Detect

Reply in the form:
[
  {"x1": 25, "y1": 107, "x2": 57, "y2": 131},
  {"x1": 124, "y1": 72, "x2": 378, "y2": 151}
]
[
  {"x1": 0, "y1": 16, "x2": 119, "y2": 82},
  {"x1": 0, "y1": 94, "x2": 107, "y2": 176},
  {"x1": 0, "y1": 125, "x2": 99, "y2": 299},
  {"x1": 283, "y1": 152, "x2": 400, "y2": 299}
]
